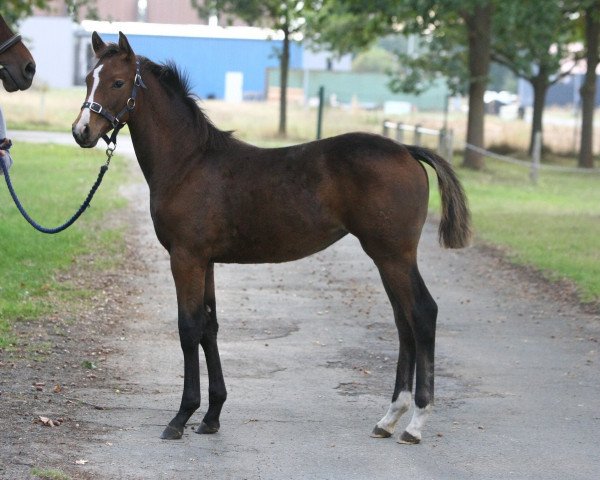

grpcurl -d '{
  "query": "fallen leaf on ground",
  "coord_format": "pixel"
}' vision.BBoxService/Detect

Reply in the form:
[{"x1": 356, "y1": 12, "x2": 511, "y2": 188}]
[{"x1": 37, "y1": 416, "x2": 64, "y2": 427}]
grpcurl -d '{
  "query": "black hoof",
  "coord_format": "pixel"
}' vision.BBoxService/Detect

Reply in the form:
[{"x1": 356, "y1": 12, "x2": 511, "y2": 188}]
[
  {"x1": 370, "y1": 425, "x2": 393, "y2": 438},
  {"x1": 196, "y1": 421, "x2": 219, "y2": 434},
  {"x1": 160, "y1": 424, "x2": 183, "y2": 440},
  {"x1": 398, "y1": 430, "x2": 420, "y2": 445}
]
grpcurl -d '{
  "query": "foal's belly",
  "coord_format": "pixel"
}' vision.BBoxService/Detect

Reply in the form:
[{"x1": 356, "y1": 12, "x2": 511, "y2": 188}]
[{"x1": 213, "y1": 225, "x2": 348, "y2": 264}]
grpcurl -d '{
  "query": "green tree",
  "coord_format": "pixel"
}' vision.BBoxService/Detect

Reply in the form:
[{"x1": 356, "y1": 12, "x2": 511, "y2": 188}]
[
  {"x1": 1, "y1": 0, "x2": 96, "y2": 24},
  {"x1": 309, "y1": 0, "x2": 496, "y2": 170},
  {"x1": 193, "y1": 1, "x2": 315, "y2": 137},
  {"x1": 352, "y1": 46, "x2": 396, "y2": 73},
  {"x1": 462, "y1": 2, "x2": 492, "y2": 170},
  {"x1": 574, "y1": 1, "x2": 599, "y2": 168},
  {"x1": 492, "y1": 2, "x2": 581, "y2": 156}
]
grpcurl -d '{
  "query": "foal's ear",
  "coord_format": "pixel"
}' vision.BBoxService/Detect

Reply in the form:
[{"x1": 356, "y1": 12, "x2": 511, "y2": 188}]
[
  {"x1": 118, "y1": 31, "x2": 134, "y2": 58},
  {"x1": 91, "y1": 31, "x2": 106, "y2": 56}
]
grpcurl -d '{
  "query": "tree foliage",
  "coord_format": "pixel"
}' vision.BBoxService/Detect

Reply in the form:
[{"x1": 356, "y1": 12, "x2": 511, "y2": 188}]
[
  {"x1": 194, "y1": 0, "x2": 308, "y2": 33},
  {"x1": 351, "y1": 46, "x2": 396, "y2": 73},
  {"x1": 491, "y1": 1, "x2": 581, "y2": 154},
  {"x1": 1, "y1": 0, "x2": 96, "y2": 25},
  {"x1": 564, "y1": 0, "x2": 600, "y2": 168},
  {"x1": 309, "y1": 0, "x2": 497, "y2": 169},
  {"x1": 308, "y1": 0, "x2": 487, "y2": 94},
  {"x1": 304, "y1": 1, "x2": 396, "y2": 54},
  {"x1": 311, "y1": 1, "x2": 596, "y2": 166},
  {"x1": 492, "y1": 3, "x2": 579, "y2": 83}
]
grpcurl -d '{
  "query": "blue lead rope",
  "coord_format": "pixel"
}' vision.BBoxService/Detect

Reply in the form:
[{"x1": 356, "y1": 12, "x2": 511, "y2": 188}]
[{"x1": 0, "y1": 142, "x2": 112, "y2": 234}]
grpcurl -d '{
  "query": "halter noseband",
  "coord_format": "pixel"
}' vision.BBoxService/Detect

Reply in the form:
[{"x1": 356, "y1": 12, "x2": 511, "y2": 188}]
[
  {"x1": 81, "y1": 58, "x2": 147, "y2": 147},
  {"x1": 0, "y1": 34, "x2": 22, "y2": 56}
]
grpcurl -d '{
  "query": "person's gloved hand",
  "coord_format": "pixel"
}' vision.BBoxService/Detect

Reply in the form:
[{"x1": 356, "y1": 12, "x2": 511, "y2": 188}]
[{"x1": 0, "y1": 138, "x2": 13, "y2": 175}]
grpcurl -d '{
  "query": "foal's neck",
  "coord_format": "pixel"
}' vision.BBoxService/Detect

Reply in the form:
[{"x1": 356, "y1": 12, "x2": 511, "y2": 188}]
[{"x1": 126, "y1": 73, "x2": 204, "y2": 191}]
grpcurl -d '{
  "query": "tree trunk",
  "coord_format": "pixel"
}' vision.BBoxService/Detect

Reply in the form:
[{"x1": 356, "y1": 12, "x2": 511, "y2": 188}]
[
  {"x1": 462, "y1": 4, "x2": 492, "y2": 170},
  {"x1": 529, "y1": 74, "x2": 548, "y2": 156},
  {"x1": 579, "y1": 3, "x2": 599, "y2": 168},
  {"x1": 278, "y1": 26, "x2": 290, "y2": 137}
]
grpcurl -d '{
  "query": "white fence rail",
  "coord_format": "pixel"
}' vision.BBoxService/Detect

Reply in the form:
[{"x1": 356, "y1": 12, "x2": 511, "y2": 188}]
[
  {"x1": 464, "y1": 136, "x2": 600, "y2": 185},
  {"x1": 382, "y1": 120, "x2": 454, "y2": 161},
  {"x1": 383, "y1": 121, "x2": 600, "y2": 183},
  {"x1": 464, "y1": 142, "x2": 600, "y2": 174}
]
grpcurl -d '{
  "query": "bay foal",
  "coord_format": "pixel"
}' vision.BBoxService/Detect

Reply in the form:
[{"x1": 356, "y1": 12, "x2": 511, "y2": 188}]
[{"x1": 72, "y1": 32, "x2": 471, "y2": 444}]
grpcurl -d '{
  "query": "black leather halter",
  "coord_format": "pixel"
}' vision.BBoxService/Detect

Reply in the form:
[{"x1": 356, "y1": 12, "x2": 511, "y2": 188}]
[
  {"x1": 0, "y1": 34, "x2": 22, "y2": 55},
  {"x1": 81, "y1": 58, "x2": 147, "y2": 146}
]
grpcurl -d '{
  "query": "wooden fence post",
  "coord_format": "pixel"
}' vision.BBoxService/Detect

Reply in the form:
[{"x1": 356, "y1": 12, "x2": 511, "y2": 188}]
[
  {"x1": 530, "y1": 131, "x2": 541, "y2": 184},
  {"x1": 383, "y1": 120, "x2": 389, "y2": 138},
  {"x1": 439, "y1": 130, "x2": 454, "y2": 163},
  {"x1": 316, "y1": 86, "x2": 325, "y2": 140},
  {"x1": 414, "y1": 124, "x2": 422, "y2": 146},
  {"x1": 395, "y1": 123, "x2": 403, "y2": 143}
]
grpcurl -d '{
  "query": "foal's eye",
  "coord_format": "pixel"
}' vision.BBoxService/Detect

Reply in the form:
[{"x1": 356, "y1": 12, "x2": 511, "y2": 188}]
[{"x1": 113, "y1": 80, "x2": 125, "y2": 88}]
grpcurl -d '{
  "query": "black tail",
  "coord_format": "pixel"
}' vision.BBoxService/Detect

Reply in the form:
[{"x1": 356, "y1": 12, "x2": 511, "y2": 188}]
[{"x1": 406, "y1": 145, "x2": 472, "y2": 249}]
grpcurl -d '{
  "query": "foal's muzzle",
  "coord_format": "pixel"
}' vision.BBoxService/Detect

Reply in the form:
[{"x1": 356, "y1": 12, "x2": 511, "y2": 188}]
[{"x1": 72, "y1": 122, "x2": 98, "y2": 148}]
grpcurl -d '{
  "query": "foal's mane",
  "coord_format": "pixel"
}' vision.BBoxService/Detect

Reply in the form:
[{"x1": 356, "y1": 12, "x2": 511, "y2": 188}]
[
  {"x1": 99, "y1": 44, "x2": 233, "y2": 150},
  {"x1": 141, "y1": 57, "x2": 234, "y2": 150}
]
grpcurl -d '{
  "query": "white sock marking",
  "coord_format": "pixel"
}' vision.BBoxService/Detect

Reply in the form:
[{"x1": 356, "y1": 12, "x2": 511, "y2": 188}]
[
  {"x1": 404, "y1": 403, "x2": 431, "y2": 440},
  {"x1": 376, "y1": 391, "x2": 412, "y2": 434}
]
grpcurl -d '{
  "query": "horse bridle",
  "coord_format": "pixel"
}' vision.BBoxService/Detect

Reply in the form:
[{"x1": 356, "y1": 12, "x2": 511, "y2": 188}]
[
  {"x1": 81, "y1": 58, "x2": 147, "y2": 147},
  {"x1": 0, "y1": 33, "x2": 22, "y2": 56}
]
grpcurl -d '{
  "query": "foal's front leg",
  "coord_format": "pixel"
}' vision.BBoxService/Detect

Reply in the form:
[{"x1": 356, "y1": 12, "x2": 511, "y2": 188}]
[{"x1": 161, "y1": 251, "x2": 207, "y2": 440}]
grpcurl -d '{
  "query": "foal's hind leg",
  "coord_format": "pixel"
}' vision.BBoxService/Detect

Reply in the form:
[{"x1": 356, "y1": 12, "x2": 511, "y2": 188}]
[
  {"x1": 373, "y1": 258, "x2": 438, "y2": 444},
  {"x1": 371, "y1": 277, "x2": 415, "y2": 439},
  {"x1": 197, "y1": 263, "x2": 227, "y2": 434},
  {"x1": 399, "y1": 265, "x2": 438, "y2": 444}
]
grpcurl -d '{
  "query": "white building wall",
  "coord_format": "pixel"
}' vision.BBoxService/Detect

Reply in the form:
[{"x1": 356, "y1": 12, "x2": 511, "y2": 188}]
[
  {"x1": 302, "y1": 49, "x2": 352, "y2": 72},
  {"x1": 19, "y1": 17, "x2": 76, "y2": 88}
]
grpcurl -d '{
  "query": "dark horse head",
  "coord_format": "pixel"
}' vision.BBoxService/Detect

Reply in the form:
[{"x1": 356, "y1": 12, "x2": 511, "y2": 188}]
[
  {"x1": 72, "y1": 32, "x2": 139, "y2": 148},
  {"x1": 0, "y1": 14, "x2": 36, "y2": 92}
]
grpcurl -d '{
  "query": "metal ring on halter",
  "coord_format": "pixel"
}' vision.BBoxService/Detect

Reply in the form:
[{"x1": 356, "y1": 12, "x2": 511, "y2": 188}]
[
  {"x1": 105, "y1": 146, "x2": 115, "y2": 166},
  {"x1": 126, "y1": 97, "x2": 136, "y2": 110}
]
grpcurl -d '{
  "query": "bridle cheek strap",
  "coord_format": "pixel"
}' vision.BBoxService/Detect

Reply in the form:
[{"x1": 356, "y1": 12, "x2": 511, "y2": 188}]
[
  {"x1": 0, "y1": 34, "x2": 22, "y2": 55},
  {"x1": 80, "y1": 59, "x2": 147, "y2": 148}
]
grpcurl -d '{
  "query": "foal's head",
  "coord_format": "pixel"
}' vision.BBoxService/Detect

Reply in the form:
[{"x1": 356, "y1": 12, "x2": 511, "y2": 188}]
[
  {"x1": 0, "y1": 14, "x2": 36, "y2": 92},
  {"x1": 72, "y1": 31, "x2": 139, "y2": 148}
]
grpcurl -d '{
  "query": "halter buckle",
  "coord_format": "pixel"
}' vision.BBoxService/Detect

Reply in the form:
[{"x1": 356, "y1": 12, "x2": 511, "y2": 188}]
[{"x1": 89, "y1": 102, "x2": 103, "y2": 114}]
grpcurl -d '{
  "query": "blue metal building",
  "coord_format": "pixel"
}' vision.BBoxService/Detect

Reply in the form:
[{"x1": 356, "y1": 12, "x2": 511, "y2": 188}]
[{"x1": 77, "y1": 21, "x2": 303, "y2": 100}]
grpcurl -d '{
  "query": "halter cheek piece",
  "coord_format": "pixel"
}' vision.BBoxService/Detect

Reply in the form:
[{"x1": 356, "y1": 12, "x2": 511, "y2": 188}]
[
  {"x1": 0, "y1": 34, "x2": 22, "y2": 56},
  {"x1": 81, "y1": 59, "x2": 147, "y2": 147}
]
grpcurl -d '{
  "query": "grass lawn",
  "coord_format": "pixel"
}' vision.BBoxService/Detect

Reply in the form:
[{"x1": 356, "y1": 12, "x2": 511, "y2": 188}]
[
  {"x1": 0, "y1": 143, "x2": 127, "y2": 347},
  {"x1": 428, "y1": 156, "x2": 600, "y2": 303}
]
